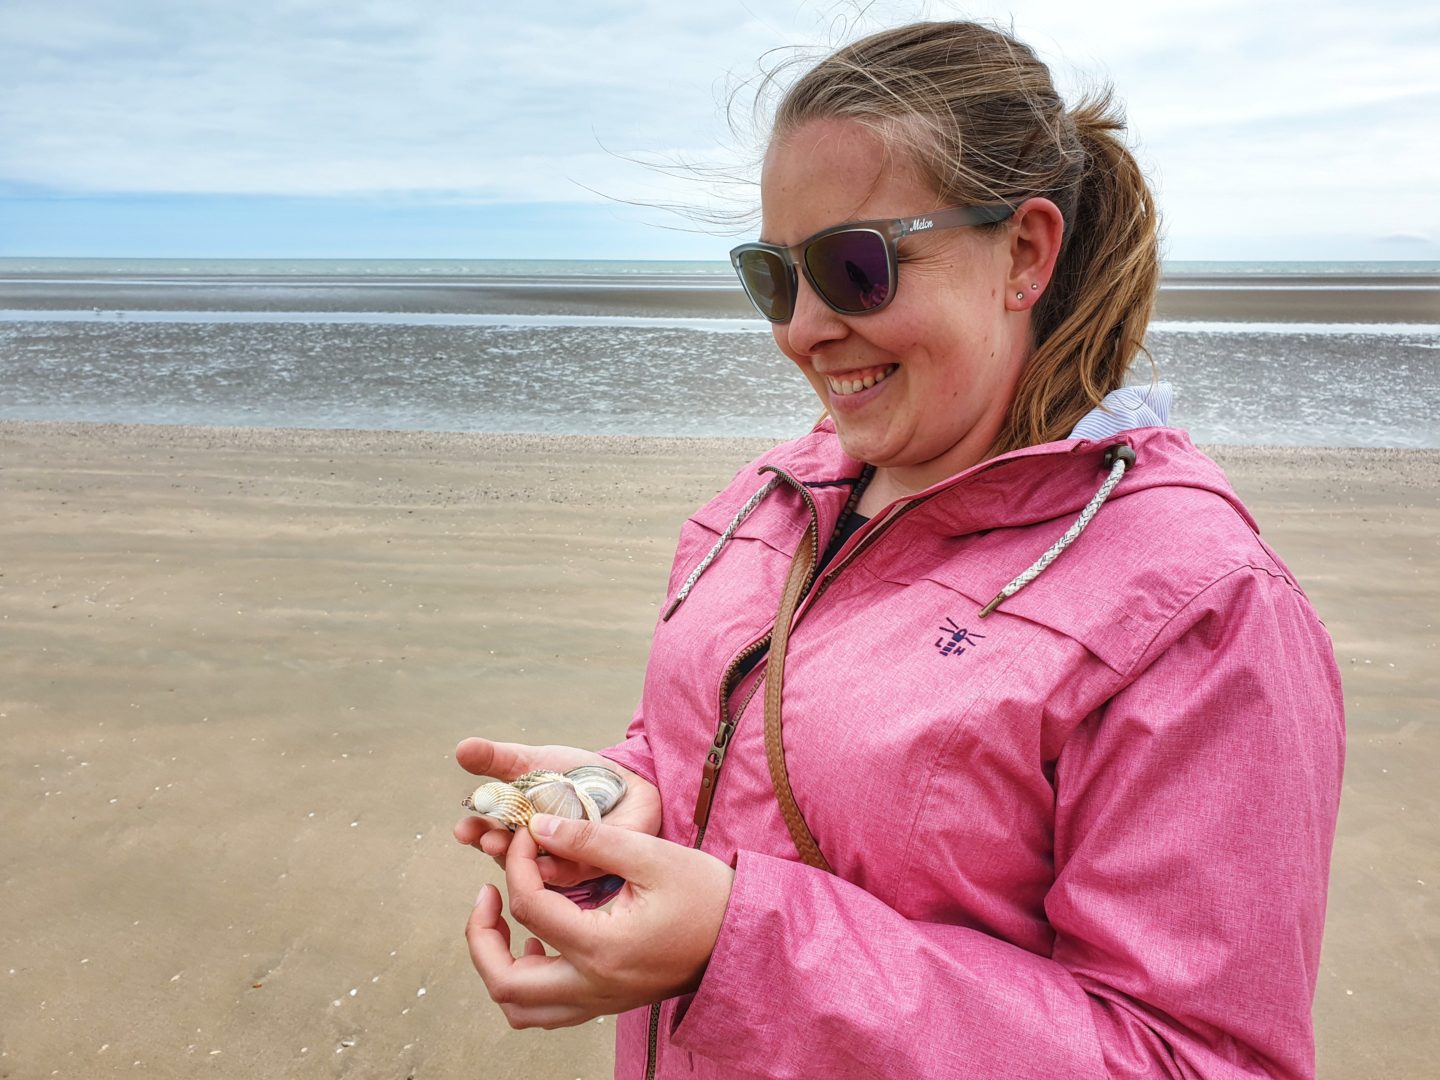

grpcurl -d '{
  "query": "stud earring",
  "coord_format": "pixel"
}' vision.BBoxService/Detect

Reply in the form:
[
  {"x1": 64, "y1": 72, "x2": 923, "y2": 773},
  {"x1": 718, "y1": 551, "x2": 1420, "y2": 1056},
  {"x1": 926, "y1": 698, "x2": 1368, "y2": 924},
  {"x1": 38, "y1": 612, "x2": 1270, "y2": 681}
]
[
  {"x1": 1031, "y1": 283, "x2": 1039, "y2": 290},
  {"x1": 1015, "y1": 292, "x2": 1024, "y2": 301}
]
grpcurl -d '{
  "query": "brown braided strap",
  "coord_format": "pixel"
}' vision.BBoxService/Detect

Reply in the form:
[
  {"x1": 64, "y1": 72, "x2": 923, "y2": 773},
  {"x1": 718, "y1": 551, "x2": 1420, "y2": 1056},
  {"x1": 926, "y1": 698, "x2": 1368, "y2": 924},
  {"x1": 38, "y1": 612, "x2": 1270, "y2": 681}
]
[{"x1": 763, "y1": 520, "x2": 832, "y2": 872}]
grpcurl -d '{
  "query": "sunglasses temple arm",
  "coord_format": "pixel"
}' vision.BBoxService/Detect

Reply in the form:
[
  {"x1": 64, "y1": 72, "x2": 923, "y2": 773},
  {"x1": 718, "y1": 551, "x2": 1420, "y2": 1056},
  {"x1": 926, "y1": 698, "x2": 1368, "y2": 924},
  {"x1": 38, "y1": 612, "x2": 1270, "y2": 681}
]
[{"x1": 901, "y1": 203, "x2": 1015, "y2": 237}]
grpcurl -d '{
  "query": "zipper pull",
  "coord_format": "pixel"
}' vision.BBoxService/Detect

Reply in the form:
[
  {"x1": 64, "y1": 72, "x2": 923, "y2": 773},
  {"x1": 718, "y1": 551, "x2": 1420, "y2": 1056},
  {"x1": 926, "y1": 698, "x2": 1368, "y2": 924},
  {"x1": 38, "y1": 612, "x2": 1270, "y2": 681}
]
[{"x1": 692, "y1": 721, "x2": 734, "y2": 830}]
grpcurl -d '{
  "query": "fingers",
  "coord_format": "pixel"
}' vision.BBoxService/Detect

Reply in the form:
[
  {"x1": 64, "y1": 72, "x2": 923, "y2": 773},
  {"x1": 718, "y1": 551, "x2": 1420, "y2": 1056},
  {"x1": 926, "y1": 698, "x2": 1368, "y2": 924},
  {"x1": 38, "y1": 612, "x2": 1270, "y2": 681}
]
[
  {"x1": 454, "y1": 818, "x2": 601, "y2": 886},
  {"x1": 455, "y1": 815, "x2": 499, "y2": 847},
  {"x1": 503, "y1": 825, "x2": 596, "y2": 947},
  {"x1": 527, "y1": 814, "x2": 663, "y2": 887},
  {"x1": 504, "y1": 816, "x2": 665, "y2": 946},
  {"x1": 466, "y1": 884, "x2": 598, "y2": 1030},
  {"x1": 466, "y1": 884, "x2": 514, "y2": 971},
  {"x1": 453, "y1": 816, "x2": 514, "y2": 862}
]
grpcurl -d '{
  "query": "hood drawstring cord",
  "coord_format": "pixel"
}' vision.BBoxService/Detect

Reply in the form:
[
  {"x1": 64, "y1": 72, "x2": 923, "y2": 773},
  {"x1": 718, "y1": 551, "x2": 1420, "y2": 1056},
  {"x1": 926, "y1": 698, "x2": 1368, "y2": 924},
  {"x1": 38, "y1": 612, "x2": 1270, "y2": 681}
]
[
  {"x1": 663, "y1": 444, "x2": 1136, "y2": 623},
  {"x1": 662, "y1": 477, "x2": 780, "y2": 621},
  {"x1": 979, "y1": 444, "x2": 1137, "y2": 618}
]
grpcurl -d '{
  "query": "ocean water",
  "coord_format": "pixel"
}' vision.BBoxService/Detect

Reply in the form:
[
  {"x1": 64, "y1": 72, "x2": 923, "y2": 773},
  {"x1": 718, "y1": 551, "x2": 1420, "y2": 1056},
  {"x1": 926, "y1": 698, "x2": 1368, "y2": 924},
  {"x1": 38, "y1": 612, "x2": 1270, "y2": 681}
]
[
  {"x1": 4, "y1": 257, "x2": 1440, "y2": 277},
  {"x1": 1, "y1": 259, "x2": 1438, "y2": 447}
]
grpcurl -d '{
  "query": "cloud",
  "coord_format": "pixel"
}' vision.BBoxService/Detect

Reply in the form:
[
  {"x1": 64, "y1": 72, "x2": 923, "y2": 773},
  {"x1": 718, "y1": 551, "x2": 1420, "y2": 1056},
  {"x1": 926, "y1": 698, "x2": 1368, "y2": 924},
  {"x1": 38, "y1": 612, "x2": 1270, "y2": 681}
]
[
  {"x1": 1377, "y1": 232, "x2": 1433, "y2": 246},
  {"x1": 0, "y1": 0, "x2": 816, "y2": 201},
  {"x1": 1, "y1": 0, "x2": 1437, "y2": 258}
]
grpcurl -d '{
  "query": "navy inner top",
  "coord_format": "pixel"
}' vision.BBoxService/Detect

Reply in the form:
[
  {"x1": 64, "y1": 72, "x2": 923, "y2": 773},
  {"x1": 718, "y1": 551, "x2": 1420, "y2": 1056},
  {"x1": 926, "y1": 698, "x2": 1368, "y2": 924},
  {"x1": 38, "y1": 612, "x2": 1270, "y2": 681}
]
[{"x1": 730, "y1": 511, "x2": 870, "y2": 684}]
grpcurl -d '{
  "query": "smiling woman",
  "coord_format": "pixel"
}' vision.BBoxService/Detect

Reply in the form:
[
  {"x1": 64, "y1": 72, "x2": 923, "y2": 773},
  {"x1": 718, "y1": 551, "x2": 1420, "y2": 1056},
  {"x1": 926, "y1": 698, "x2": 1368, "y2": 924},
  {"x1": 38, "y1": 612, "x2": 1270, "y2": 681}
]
[
  {"x1": 454, "y1": 20, "x2": 1344, "y2": 1080},
  {"x1": 753, "y1": 118, "x2": 1066, "y2": 508}
]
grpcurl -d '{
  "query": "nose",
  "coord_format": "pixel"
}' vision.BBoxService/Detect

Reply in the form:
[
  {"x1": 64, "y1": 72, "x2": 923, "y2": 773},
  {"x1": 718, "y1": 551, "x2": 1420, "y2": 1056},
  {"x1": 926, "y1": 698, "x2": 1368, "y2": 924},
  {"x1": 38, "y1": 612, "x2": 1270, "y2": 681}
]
[{"x1": 781, "y1": 272, "x2": 848, "y2": 355}]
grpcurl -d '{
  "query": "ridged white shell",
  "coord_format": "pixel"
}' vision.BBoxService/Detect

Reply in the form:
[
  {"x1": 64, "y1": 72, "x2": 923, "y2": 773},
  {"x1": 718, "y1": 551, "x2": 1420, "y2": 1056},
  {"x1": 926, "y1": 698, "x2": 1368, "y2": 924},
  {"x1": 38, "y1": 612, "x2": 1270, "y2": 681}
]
[
  {"x1": 462, "y1": 765, "x2": 627, "y2": 831},
  {"x1": 461, "y1": 782, "x2": 534, "y2": 831},
  {"x1": 562, "y1": 765, "x2": 627, "y2": 817},
  {"x1": 524, "y1": 778, "x2": 599, "y2": 820}
]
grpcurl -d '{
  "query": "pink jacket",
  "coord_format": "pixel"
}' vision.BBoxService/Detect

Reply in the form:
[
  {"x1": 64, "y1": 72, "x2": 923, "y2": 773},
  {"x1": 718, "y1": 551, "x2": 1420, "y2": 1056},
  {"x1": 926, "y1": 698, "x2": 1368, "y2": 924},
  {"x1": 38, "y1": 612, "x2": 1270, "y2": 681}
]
[{"x1": 600, "y1": 422, "x2": 1344, "y2": 1079}]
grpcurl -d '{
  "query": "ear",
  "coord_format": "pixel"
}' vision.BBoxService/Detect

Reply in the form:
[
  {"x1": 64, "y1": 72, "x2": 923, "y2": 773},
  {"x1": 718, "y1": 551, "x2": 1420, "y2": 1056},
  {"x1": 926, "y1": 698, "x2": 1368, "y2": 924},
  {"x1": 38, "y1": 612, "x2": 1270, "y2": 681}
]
[{"x1": 1003, "y1": 197, "x2": 1065, "y2": 312}]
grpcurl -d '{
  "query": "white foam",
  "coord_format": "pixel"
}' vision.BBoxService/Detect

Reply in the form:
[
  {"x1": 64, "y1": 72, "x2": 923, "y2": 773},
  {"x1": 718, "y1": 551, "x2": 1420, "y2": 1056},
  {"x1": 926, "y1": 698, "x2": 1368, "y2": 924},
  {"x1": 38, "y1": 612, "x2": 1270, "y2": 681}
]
[
  {"x1": 1161, "y1": 283, "x2": 1440, "y2": 292},
  {"x1": 6, "y1": 309, "x2": 1438, "y2": 336},
  {"x1": 1149, "y1": 320, "x2": 1440, "y2": 336},
  {"x1": 0, "y1": 277, "x2": 737, "y2": 291}
]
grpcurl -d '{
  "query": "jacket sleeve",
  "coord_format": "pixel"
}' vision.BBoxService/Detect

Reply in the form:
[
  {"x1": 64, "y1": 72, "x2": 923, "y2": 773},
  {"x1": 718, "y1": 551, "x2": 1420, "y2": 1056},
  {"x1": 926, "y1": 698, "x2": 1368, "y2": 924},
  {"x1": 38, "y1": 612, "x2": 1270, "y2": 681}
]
[
  {"x1": 671, "y1": 566, "x2": 1345, "y2": 1079},
  {"x1": 598, "y1": 701, "x2": 658, "y2": 788}
]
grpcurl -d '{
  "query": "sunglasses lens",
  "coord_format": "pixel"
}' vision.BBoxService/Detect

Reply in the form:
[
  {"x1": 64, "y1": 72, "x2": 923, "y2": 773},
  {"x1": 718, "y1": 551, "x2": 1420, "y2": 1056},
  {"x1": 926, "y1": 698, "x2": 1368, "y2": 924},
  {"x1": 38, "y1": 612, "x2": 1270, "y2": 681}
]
[
  {"x1": 734, "y1": 248, "x2": 793, "y2": 322},
  {"x1": 806, "y1": 230, "x2": 891, "y2": 313}
]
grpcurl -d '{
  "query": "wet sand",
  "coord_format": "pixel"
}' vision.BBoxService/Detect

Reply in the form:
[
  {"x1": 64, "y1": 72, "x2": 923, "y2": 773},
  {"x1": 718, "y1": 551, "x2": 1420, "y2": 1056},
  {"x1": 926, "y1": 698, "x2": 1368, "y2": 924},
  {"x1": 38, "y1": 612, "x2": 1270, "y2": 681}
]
[
  {"x1": 3, "y1": 270, "x2": 1439, "y2": 323},
  {"x1": 0, "y1": 422, "x2": 1436, "y2": 1078}
]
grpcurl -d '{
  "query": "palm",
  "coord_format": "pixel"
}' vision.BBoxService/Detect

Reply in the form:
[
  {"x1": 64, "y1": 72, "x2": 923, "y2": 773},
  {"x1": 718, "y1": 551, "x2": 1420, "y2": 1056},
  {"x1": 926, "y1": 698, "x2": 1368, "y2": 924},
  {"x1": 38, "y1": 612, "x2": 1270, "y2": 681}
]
[{"x1": 455, "y1": 738, "x2": 662, "y2": 887}]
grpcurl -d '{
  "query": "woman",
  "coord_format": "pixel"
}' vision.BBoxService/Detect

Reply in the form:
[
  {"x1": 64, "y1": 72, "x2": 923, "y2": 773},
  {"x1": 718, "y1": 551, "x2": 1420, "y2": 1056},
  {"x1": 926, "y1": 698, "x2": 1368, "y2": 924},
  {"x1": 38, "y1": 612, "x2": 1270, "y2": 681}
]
[{"x1": 455, "y1": 21, "x2": 1344, "y2": 1079}]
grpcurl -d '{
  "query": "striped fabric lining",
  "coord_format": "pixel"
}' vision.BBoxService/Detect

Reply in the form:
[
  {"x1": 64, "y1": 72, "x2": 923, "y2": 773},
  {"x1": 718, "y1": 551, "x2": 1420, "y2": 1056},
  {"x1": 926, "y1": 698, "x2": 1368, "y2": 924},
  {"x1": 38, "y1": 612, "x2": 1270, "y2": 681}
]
[{"x1": 1068, "y1": 383, "x2": 1174, "y2": 441}]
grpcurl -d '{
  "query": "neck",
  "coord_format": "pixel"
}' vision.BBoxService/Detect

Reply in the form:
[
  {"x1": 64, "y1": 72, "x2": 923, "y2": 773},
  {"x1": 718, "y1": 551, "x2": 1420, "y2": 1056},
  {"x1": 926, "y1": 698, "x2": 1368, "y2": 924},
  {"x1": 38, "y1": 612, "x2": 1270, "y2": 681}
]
[
  {"x1": 856, "y1": 468, "x2": 914, "y2": 517},
  {"x1": 857, "y1": 447, "x2": 996, "y2": 517}
]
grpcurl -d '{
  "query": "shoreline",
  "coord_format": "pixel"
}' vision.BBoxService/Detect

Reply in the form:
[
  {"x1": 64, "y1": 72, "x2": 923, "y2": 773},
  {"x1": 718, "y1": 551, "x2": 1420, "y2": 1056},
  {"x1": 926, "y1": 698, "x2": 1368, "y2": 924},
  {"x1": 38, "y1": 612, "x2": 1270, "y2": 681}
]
[
  {"x1": 1, "y1": 421, "x2": 1436, "y2": 1077},
  {"x1": 4, "y1": 272, "x2": 1439, "y2": 323},
  {"x1": 7, "y1": 415, "x2": 1440, "y2": 456}
]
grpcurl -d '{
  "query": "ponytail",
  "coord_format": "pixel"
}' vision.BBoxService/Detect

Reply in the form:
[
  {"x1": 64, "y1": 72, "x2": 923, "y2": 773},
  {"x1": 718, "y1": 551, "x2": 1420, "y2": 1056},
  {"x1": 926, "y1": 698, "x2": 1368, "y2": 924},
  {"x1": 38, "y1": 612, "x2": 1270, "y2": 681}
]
[{"x1": 994, "y1": 91, "x2": 1161, "y2": 452}]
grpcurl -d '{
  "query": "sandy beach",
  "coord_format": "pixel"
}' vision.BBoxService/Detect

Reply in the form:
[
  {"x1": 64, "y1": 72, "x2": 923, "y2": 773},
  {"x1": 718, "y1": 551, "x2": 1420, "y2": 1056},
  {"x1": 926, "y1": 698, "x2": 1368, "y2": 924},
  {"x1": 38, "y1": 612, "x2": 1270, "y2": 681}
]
[{"x1": 1, "y1": 420, "x2": 1437, "y2": 1078}]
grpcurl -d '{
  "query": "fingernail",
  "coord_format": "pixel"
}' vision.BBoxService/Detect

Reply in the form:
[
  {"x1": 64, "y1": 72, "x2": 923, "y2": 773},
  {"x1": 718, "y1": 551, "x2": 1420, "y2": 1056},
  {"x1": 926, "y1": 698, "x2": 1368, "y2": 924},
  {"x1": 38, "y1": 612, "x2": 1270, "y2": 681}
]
[
  {"x1": 475, "y1": 884, "x2": 490, "y2": 906},
  {"x1": 529, "y1": 814, "x2": 558, "y2": 838}
]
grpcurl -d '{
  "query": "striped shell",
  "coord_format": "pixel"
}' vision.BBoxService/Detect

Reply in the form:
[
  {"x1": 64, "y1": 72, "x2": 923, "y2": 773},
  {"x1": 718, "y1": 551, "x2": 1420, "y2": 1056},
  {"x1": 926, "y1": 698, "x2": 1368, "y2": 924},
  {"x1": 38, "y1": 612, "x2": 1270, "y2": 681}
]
[
  {"x1": 462, "y1": 765, "x2": 627, "y2": 831},
  {"x1": 461, "y1": 782, "x2": 535, "y2": 831}
]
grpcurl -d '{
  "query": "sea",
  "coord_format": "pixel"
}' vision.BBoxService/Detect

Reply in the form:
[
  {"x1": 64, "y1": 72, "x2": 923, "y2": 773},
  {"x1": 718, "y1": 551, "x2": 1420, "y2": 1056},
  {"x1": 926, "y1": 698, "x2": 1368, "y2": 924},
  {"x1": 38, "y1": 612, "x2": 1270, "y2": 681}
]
[{"x1": 2, "y1": 258, "x2": 1438, "y2": 448}]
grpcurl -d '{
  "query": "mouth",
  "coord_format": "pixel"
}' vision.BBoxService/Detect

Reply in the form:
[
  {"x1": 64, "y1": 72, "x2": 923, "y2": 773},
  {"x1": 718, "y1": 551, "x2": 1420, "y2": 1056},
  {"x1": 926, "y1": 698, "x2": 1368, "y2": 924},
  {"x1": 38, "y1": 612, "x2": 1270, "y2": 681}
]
[{"x1": 824, "y1": 364, "x2": 898, "y2": 397}]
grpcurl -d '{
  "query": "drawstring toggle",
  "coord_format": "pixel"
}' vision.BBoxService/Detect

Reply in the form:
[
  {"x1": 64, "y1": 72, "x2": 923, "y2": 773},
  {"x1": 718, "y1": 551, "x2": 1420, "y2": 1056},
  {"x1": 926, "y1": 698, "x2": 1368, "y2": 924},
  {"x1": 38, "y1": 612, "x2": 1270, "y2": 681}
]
[{"x1": 979, "y1": 444, "x2": 1137, "y2": 618}]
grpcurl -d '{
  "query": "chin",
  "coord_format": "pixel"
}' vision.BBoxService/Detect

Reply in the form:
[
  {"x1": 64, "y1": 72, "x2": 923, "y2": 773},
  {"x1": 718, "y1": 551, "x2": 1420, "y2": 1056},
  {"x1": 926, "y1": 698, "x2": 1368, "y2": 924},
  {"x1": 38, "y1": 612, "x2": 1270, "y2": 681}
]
[{"x1": 831, "y1": 426, "x2": 890, "y2": 468}]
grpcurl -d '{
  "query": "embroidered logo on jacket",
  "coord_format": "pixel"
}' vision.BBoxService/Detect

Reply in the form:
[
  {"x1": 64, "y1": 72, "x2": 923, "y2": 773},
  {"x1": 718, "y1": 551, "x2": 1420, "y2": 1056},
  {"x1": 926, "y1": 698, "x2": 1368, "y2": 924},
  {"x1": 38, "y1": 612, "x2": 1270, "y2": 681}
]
[{"x1": 935, "y1": 617, "x2": 985, "y2": 657}]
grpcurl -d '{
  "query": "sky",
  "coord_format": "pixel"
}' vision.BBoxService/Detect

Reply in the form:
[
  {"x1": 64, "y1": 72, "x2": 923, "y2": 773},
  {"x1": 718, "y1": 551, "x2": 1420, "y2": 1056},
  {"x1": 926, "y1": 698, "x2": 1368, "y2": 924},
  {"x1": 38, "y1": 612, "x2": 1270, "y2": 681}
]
[{"x1": 1, "y1": 0, "x2": 1437, "y2": 262}]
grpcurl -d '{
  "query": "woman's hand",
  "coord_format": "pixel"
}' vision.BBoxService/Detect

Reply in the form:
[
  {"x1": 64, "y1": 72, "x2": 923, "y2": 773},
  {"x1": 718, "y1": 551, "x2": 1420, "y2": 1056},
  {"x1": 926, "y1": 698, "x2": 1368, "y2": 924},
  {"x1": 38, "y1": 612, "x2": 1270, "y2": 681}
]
[
  {"x1": 453, "y1": 737, "x2": 661, "y2": 888},
  {"x1": 466, "y1": 814, "x2": 734, "y2": 1029}
]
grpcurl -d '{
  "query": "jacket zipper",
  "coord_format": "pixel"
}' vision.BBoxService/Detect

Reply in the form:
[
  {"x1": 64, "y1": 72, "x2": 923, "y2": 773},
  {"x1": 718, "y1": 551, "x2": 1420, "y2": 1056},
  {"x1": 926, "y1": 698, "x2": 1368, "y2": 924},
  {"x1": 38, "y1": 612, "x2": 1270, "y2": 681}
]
[
  {"x1": 644, "y1": 654, "x2": 769, "y2": 1080},
  {"x1": 642, "y1": 659, "x2": 768, "y2": 1080},
  {"x1": 642, "y1": 454, "x2": 1047, "y2": 1077},
  {"x1": 645, "y1": 467, "x2": 824, "y2": 1080},
  {"x1": 690, "y1": 465, "x2": 822, "y2": 845},
  {"x1": 694, "y1": 614, "x2": 771, "y2": 835}
]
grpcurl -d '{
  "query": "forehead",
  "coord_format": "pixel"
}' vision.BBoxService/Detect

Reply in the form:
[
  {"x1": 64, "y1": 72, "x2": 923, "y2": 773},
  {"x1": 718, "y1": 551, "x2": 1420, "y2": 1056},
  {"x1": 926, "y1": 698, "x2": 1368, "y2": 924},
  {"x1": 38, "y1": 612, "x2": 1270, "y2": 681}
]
[{"x1": 760, "y1": 118, "x2": 937, "y2": 240}]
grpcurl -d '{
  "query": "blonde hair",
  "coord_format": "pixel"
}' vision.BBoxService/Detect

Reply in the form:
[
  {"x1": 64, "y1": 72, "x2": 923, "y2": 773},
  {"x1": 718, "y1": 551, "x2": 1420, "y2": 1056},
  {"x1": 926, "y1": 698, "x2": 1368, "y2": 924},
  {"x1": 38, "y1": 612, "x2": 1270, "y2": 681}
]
[{"x1": 773, "y1": 21, "x2": 1161, "y2": 452}]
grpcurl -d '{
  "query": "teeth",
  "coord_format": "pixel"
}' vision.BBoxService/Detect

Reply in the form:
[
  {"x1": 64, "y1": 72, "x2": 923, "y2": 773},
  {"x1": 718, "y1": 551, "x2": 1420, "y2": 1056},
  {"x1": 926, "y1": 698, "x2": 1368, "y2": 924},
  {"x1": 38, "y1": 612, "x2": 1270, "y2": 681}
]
[{"x1": 827, "y1": 365, "x2": 896, "y2": 397}]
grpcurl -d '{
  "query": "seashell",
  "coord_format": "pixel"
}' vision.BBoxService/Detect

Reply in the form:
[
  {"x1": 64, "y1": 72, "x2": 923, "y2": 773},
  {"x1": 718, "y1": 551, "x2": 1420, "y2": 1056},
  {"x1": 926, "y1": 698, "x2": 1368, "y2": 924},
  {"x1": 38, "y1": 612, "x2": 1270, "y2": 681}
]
[
  {"x1": 461, "y1": 781, "x2": 535, "y2": 831},
  {"x1": 509, "y1": 769, "x2": 569, "y2": 793},
  {"x1": 524, "y1": 777, "x2": 600, "y2": 821},
  {"x1": 563, "y1": 765, "x2": 627, "y2": 817},
  {"x1": 461, "y1": 765, "x2": 627, "y2": 831}
]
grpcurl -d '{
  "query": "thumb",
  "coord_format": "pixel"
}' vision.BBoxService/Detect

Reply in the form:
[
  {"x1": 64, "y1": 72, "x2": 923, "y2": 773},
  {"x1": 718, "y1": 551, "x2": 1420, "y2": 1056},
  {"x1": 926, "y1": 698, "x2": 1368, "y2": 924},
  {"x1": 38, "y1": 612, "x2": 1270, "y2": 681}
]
[
  {"x1": 528, "y1": 814, "x2": 663, "y2": 885},
  {"x1": 456, "y1": 737, "x2": 538, "y2": 780}
]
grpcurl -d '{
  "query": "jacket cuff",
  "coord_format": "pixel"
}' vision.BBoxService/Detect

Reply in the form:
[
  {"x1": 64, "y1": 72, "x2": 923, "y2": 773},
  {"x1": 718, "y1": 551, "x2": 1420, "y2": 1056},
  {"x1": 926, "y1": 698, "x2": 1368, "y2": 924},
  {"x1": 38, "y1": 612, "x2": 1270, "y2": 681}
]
[
  {"x1": 598, "y1": 735, "x2": 658, "y2": 789},
  {"x1": 668, "y1": 849, "x2": 787, "y2": 1061}
]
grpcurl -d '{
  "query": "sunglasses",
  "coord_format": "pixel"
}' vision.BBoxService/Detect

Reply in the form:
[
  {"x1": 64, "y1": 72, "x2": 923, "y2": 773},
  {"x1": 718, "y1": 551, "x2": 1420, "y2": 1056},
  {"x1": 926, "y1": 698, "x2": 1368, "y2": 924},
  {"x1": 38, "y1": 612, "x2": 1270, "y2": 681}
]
[{"x1": 730, "y1": 203, "x2": 1015, "y2": 323}]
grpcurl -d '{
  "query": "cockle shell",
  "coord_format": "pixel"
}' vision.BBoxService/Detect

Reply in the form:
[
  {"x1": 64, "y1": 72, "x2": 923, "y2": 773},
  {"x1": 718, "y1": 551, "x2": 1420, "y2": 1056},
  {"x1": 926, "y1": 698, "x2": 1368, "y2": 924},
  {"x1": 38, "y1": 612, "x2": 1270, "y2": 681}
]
[
  {"x1": 462, "y1": 782, "x2": 535, "y2": 830},
  {"x1": 462, "y1": 765, "x2": 627, "y2": 831}
]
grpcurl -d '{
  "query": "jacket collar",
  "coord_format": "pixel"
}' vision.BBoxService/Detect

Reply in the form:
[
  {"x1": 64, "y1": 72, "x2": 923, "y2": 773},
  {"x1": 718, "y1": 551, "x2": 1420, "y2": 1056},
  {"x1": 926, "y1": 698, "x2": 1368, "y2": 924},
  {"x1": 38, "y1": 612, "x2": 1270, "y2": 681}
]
[{"x1": 752, "y1": 419, "x2": 1256, "y2": 538}]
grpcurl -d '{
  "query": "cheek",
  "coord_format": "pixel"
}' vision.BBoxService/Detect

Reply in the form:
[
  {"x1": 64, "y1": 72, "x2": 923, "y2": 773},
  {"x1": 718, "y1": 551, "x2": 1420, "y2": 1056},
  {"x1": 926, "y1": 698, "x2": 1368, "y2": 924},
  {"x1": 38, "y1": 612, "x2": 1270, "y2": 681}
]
[{"x1": 775, "y1": 334, "x2": 826, "y2": 394}]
